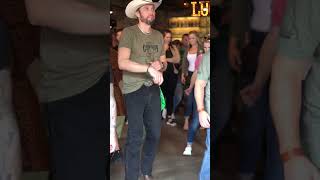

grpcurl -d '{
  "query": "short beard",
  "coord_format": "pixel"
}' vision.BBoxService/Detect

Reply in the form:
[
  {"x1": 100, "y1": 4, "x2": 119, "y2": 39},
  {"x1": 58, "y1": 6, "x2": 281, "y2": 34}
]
[
  {"x1": 139, "y1": 16, "x2": 155, "y2": 25},
  {"x1": 137, "y1": 10, "x2": 155, "y2": 25}
]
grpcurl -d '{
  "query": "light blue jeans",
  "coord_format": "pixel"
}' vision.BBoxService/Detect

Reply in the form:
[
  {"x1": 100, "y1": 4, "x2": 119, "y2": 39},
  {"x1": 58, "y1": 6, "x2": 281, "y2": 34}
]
[{"x1": 199, "y1": 128, "x2": 210, "y2": 180}]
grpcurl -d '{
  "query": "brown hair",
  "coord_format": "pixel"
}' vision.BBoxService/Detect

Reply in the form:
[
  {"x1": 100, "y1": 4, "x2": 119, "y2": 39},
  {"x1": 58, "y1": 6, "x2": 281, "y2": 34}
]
[
  {"x1": 188, "y1": 31, "x2": 203, "y2": 52},
  {"x1": 162, "y1": 29, "x2": 172, "y2": 37},
  {"x1": 182, "y1": 33, "x2": 189, "y2": 39}
]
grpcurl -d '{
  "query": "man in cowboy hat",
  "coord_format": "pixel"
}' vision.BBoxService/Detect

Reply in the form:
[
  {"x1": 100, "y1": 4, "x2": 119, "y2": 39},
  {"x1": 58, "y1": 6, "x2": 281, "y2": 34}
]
[{"x1": 118, "y1": 0, "x2": 166, "y2": 179}]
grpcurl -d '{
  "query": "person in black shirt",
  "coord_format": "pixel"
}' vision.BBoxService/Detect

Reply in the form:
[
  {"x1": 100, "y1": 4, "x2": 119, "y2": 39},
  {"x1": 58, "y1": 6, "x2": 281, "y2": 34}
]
[{"x1": 160, "y1": 30, "x2": 180, "y2": 126}]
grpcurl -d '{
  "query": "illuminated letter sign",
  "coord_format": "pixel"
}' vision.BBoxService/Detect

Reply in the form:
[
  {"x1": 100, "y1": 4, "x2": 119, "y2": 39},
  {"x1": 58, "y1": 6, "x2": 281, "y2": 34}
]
[{"x1": 191, "y1": 1, "x2": 210, "y2": 17}]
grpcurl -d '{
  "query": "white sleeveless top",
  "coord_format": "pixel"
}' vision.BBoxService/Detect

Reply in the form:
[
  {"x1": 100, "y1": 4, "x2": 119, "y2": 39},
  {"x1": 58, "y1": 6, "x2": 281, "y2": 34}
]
[
  {"x1": 250, "y1": 0, "x2": 272, "y2": 32},
  {"x1": 187, "y1": 53, "x2": 197, "y2": 72}
]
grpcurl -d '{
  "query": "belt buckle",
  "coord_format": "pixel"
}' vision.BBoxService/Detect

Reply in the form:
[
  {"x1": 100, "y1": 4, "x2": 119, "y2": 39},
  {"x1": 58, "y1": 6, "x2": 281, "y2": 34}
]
[{"x1": 144, "y1": 80, "x2": 153, "y2": 87}]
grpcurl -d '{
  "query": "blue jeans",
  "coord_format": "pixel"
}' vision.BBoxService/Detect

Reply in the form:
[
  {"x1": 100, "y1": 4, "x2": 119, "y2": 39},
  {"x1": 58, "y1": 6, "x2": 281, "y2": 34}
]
[
  {"x1": 238, "y1": 83, "x2": 283, "y2": 180},
  {"x1": 188, "y1": 93, "x2": 200, "y2": 143},
  {"x1": 184, "y1": 86, "x2": 196, "y2": 118},
  {"x1": 212, "y1": 37, "x2": 234, "y2": 142},
  {"x1": 199, "y1": 128, "x2": 210, "y2": 180},
  {"x1": 172, "y1": 78, "x2": 183, "y2": 114},
  {"x1": 239, "y1": 30, "x2": 283, "y2": 180}
]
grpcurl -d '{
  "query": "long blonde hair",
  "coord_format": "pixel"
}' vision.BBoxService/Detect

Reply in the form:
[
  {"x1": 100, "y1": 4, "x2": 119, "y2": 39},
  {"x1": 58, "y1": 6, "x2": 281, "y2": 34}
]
[{"x1": 188, "y1": 31, "x2": 203, "y2": 53}]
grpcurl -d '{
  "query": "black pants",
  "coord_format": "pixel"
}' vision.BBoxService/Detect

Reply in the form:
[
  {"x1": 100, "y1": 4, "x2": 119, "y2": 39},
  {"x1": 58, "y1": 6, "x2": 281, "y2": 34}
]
[
  {"x1": 161, "y1": 72, "x2": 178, "y2": 115},
  {"x1": 44, "y1": 74, "x2": 108, "y2": 180},
  {"x1": 124, "y1": 85, "x2": 161, "y2": 180}
]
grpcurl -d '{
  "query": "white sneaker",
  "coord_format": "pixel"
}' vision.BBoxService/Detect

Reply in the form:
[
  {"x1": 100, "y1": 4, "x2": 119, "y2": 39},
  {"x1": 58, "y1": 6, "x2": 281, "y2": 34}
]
[
  {"x1": 166, "y1": 119, "x2": 176, "y2": 127},
  {"x1": 171, "y1": 113, "x2": 176, "y2": 120},
  {"x1": 183, "y1": 146, "x2": 192, "y2": 156},
  {"x1": 162, "y1": 109, "x2": 167, "y2": 119}
]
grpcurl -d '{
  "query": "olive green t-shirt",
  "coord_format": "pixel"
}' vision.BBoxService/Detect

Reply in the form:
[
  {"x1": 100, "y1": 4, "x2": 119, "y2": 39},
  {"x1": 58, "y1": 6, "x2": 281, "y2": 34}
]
[
  {"x1": 38, "y1": 0, "x2": 108, "y2": 102},
  {"x1": 197, "y1": 52, "x2": 210, "y2": 114},
  {"x1": 278, "y1": 0, "x2": 320, "y2": 61},
  {"x1": 118, "y1": 25, "x2": 164, "y2": 94}
]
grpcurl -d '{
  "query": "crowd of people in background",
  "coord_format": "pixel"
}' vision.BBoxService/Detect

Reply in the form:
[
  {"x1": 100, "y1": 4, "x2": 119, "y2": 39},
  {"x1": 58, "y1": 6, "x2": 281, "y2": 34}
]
[
  {"x1": 212, "y1": 0, "x2": 320, "y2": 180},
  {"x1": 109, "y1": 1, "x2": 211, "y2": 180}
]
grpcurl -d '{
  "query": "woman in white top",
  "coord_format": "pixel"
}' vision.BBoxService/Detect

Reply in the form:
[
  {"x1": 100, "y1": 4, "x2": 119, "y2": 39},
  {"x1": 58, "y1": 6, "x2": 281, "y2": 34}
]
[{"x1": 181, "y1": 31, "x2": 203, "y2": 130}]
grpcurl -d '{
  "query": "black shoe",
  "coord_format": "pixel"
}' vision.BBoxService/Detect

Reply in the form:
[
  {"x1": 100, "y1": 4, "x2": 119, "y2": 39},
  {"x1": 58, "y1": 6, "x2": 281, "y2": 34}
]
[
  {"x1": 110, "y1": 150, "x2": 122, "y2": 163},
  {"x1": 166, "y1": 118, "x2": 177, "y2": 127}
]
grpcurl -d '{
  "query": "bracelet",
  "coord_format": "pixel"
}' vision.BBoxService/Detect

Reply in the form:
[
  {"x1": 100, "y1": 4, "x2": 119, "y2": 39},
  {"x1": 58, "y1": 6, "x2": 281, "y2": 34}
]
[
  {"x1": 197, "y1": 108, "x2": 205, "y2": 113},
  {"x1": 146, "y1": 64, "x2": 151, "y2": 74},
  {"x1": 280, "y1": 147, "x2": 305, "y2": 163},
  {"x1": 159, "y1": 62, "x2": 165, "y2": 71}
]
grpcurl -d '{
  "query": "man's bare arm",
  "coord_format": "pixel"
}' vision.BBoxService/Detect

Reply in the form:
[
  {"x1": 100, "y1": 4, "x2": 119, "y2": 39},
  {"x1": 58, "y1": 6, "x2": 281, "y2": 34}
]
[
  {"x1": 194, "y1": 79, "x2": 207, "y2": 110},
  {"x1": 119, "y1": 47, "x2": 164, "y2": 85},
  {"x1": 159, "y1": 54, "x2": 167, "y2": 72},
  {"x1": 188, "y1": 70, "x2": 198, "y2": 89},
  {"x1": 270, "y1": 56, "x2": 312, "y2": 153},
  {"x1": 24, "y1": 0, "x2": 108, "y2": 35},
  {"x1": 118, "y1": 47, "x2": 149, "y2": 72},
  {"x1": 254, "y1": 26, "x2": 280, "y2": 87},
  {"x1": 166, "y1": 46, "x2": 180, "y2": 64}
]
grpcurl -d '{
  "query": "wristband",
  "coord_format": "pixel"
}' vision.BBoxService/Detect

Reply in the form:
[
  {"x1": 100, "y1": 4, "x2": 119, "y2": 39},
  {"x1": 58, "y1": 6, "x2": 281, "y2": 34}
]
[
  {"x1": 280, "y1": 147, "x2": 305, "y2": 163},
  {"x1": 197, "y1": 107, "x2": 205, "y2": 113}
]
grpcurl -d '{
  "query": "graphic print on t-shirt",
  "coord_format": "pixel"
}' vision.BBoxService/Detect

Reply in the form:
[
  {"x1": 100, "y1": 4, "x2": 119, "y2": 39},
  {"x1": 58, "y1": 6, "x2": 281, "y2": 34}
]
[{"x1": 143, "y1": 42, "x2": 160, "y2": 61}]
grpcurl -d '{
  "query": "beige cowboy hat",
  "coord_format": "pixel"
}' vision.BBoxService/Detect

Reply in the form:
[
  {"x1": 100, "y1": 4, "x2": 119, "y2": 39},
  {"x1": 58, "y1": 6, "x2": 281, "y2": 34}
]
[{"x1": 125, "y1": 0, "x2": 162, "y2": 19}]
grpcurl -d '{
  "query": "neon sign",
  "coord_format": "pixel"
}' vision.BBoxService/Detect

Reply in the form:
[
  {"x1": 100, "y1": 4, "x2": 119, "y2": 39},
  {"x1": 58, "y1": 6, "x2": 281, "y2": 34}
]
[{"x1": 191, "y1": 1, "x2": 210, "y2": 17}]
